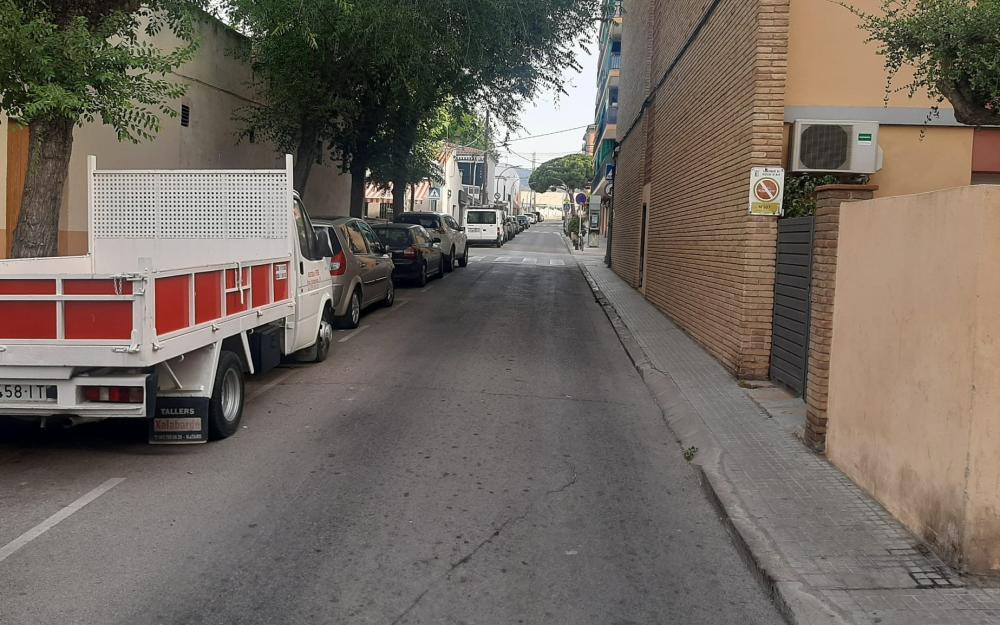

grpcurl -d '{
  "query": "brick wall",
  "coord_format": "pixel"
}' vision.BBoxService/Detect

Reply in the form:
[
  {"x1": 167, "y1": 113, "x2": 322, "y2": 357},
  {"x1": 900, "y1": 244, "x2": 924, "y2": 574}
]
[
  {"x1": 611, "y1": 0, "x2": 787, "y2": 378},
  {"x1": 804, "y1": 184, "x2": 877, "y2": 451}
]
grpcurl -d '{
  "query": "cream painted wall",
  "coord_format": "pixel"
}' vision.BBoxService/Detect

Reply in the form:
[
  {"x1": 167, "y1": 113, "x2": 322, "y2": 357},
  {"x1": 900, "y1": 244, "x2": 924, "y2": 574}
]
[
  {"x1": 826, "y1": 186, "x2": 1000, "y2": 575},
  {"x1": 787, "y1": 0, "x2": 944, "y2": 111},
  {"x1": 868, "y1": 126, "x2": 973, "y2": 197},
  {"x1": 49, "y1": 16, "x2": 351, "y2": 235}
]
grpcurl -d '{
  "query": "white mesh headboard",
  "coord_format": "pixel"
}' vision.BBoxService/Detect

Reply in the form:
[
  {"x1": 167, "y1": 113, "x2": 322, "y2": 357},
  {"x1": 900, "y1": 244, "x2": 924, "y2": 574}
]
[{"x1": 88, "y1": 156, "x2": 294, "y2": 274}]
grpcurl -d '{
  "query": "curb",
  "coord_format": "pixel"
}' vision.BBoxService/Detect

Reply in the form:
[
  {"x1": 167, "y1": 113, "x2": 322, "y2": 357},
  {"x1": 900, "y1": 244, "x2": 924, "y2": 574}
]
[{"x1": 577, "y1": 262, "x2": 851, "y2": 625}]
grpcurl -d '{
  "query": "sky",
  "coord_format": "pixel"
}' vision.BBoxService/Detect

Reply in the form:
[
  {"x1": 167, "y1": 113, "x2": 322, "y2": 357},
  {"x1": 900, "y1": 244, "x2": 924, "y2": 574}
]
[{"x1": 496, "y1": 41, "x2": 599, "y2": 171}]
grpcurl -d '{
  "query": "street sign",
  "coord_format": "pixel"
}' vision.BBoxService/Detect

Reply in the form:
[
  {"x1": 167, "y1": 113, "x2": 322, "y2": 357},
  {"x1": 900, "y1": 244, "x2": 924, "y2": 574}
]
[
  {"x1": 429, "y1": 188, "x2": 441, "y2": 200},
  {"x1": 575, "y1": 192, "x2": 587, "y2": 206},
  {"x1": 494, "y1": 192, "x2": 501, "y2": 201},
  {"x1": 748, "y1": 167, "x2": 785, "y2": 216}
]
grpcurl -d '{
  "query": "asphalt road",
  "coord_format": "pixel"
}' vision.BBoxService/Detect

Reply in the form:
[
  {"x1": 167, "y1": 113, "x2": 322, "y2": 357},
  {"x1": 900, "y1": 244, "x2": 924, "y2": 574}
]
[{"x1": 0, "y1": 222, "x2": 784, "y2": 625}]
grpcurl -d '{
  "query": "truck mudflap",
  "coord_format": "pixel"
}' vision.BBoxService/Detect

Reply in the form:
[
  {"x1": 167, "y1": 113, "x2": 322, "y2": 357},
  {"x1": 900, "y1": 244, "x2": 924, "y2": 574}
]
[{"x1": 149, "y1": 397, "x2": 210, "y2": 445}]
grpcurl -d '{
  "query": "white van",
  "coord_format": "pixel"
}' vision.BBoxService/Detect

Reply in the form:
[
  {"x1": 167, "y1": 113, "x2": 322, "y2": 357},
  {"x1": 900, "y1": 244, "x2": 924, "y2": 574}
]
[{"x1": 464, "y1": 208, "x2": 504, "y2": 247}]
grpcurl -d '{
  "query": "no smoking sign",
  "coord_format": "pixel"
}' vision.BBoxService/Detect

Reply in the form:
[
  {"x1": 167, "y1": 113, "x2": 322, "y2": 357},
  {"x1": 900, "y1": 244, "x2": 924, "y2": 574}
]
[{"x1": 748, "y1": 167, "x2": 785, "y2": 216}]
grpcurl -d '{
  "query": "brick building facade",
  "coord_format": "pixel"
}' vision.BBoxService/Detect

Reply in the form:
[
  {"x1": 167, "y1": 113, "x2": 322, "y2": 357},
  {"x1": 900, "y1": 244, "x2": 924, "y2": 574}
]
[{"x1": 612, "y1": 0, "x2": 787, "y2": 378}]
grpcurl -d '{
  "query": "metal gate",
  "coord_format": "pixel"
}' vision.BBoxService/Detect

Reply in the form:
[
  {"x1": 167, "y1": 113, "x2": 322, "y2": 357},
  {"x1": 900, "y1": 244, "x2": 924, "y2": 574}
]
[{"x1": 769, "y1": 217, "x2": 815, "y2": 395}]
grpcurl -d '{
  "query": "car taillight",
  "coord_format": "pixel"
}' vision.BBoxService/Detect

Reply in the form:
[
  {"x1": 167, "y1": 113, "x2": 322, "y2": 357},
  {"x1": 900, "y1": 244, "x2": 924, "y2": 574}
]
[
  {"x1": 83, "y1": 386, "x2": 143, "y2": 404},
  {"x1": 403, "y1": 246, "x2": 419, "y2": 258},
  {"x1": 330, "y1": 250, "x2": 347, "y2": 276}
]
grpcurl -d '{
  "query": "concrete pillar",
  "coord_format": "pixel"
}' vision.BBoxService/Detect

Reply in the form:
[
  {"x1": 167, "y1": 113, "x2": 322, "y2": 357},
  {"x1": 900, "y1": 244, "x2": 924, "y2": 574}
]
[{"x1": 804, "y1": 184, "x2": 878, "y2": 451}]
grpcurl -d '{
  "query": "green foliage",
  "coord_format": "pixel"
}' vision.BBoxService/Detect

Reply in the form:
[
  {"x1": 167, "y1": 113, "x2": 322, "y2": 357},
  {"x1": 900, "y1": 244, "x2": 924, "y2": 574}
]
[
  {"x1": 847, "y1": 0, "x2": 1000, "y2": 126},
  {"x1": 782, "y1": 174, "x2": 841, "y2": 218},
  {"x1": 529, "y1": 153, "x2": 593, "y2": 193},
  {"x1": 226, "y1": 0, "x2": 601, "y2": 201},
  {"x1": 0, "y1": 0, "x2": 203, "y2": 142}
]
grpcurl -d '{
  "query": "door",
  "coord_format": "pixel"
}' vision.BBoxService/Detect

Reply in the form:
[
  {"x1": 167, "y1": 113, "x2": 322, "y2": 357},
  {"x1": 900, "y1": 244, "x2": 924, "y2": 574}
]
[
  {"x1": 344, "y1": 221, "x2": 379, "y2": 306},
  {"x1": 769, "y1": 217, "x2": 815, "y2": 395},
  {"x1": 291, "y1": 198, "x2": 329, "y2": 352},
  {"x1": 357, "y1": 221, "x2": 393, "y2": 298}
]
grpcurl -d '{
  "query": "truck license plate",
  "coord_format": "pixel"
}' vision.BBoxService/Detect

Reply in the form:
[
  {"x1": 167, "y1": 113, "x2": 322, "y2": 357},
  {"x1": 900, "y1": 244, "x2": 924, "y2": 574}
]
[{"x1": 0, "y1": 383, "x2": 54, "y2": 403}]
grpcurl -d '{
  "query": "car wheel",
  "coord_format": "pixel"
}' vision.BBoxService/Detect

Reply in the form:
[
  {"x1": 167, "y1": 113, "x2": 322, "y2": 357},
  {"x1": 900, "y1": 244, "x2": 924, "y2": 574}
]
[
  {"x1": 415, "y1": 262, "x2": 428, "y2": 287},
  {"x1": 208, "y1": 351, "x2": 244, "y2": 440},
  {"x1": 458, "y1": 245, "x2": 469, "y2": 267},
  {"x1": 335, "y1": 288, "x2": 361, "y2": 329},
  {"x1": 437, "y1": 254, "x2": 445, "y2": 278},
  {"x1": 382, "y1": 280, "x2": 395, "y2": 307},
  {"x1": 444, "y1": 248, "x2": 455, "y2": 273}
]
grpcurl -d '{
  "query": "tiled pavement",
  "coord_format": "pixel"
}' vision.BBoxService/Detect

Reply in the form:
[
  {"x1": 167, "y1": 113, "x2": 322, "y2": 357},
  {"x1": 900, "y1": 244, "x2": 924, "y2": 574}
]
[{"x1": 579, "y1": 258, "x2": 1000, "y2": 625}]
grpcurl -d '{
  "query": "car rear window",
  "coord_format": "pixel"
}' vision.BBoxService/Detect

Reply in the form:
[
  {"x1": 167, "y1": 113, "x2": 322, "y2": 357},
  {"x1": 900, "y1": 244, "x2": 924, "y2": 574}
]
[
  {"x1": 466, "y1": 211, "x2": 496, "y2": 225},
  {"x1": 374, "y1": 228, "x2": 412, "y2": 249},
  {"x1": 396, "y1": 213, "x2": 439, "y2": 229},
  {"x1": 315, "y1": 226, "x2": 343, "y2": 254}
]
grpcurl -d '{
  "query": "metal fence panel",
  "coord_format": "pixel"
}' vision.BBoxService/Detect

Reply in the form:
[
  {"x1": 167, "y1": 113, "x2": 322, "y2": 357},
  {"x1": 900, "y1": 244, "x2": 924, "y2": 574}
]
[{"x1": 769, "y1": 216, "x2": 814, "y2": 394}]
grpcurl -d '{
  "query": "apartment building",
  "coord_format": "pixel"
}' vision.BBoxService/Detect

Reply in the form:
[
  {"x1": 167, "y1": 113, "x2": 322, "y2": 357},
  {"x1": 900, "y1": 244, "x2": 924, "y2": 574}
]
[
  {"x1": 589, "y1": 0, "x2": 623, "y2": 237},
  {"x1": 611, "y1": 0, "x2": 1000, "y2": 379}
]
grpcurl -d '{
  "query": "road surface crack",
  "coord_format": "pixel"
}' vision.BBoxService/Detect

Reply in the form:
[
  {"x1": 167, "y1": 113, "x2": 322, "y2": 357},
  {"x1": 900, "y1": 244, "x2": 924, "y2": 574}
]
[
  {"x1": 388, "y1": 510, "x2": 530, "y2": 625},
  {"x1": 545, "y1": 462, "x2": 578, "y2": 496}
]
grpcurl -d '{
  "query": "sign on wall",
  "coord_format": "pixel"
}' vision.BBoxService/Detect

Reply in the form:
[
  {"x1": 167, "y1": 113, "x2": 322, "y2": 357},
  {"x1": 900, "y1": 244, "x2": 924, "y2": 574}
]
[{"x1": 748, "y1": 167, "x2": 785, "y2": 216}]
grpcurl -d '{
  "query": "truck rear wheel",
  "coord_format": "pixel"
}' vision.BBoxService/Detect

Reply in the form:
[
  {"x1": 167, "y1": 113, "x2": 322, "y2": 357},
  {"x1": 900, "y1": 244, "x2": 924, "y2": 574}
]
[{"x1": 208, "y1": 351, "x2": 245, "y2": 440}]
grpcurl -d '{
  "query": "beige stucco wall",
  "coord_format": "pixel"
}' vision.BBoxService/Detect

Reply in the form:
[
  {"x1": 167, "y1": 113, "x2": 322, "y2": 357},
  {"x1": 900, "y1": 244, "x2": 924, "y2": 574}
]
[
  {"x1": 868, "y1": 126, "x2": 973, "y2": 197},
  {"x1": 787, "y1": 0, "x2": 939, "y2": 110},
  {"x1": 826, "y1": 185, "x2": 1000, "y2": 574},
  {"x1": 5, "y1": 15, "x2": 350, "y2": 256}
]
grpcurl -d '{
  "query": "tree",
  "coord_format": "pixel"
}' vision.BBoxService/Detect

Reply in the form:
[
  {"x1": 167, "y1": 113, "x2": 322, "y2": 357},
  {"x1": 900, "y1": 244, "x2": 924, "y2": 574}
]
[
  {"x1": 0, "y1": 0, "x2": 203, "y2": 257},
  {"x1": 850, "y1": 0, "x2": 1000, "y2": 126},
  {"x1": 528, "y1": 153, "x2": 593, "y2": 193},
  {"x1": 228, "y1": 0, "x2": 602, "y2": 218}
]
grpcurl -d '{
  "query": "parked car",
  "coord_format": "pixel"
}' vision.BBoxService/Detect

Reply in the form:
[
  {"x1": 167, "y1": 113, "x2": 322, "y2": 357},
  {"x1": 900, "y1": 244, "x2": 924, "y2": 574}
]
[
  {"x1": 394, "y1": 212, "x2": 469, "y2": 271},
  {"x1": 313, "y1": 218, "x2": 395, "y2": 329},
  {"x1": 372, "y1": 223, "x2": 444, "y2": 286},
  {"x1": 533, "y1": 211, "x2": 544, "y2": 222},
  {"x1": 525, "y1": 214, "x2": 537, "y2": 224},
  {"x1": 516, "y1": 215, "x2": 531, "y2": 229},
  {"x1": 465, "y1": 208, "x2": 504, "y2": 247},
  {"x1": 503, "y1": 216, "x2": 517, "y2": 241}
]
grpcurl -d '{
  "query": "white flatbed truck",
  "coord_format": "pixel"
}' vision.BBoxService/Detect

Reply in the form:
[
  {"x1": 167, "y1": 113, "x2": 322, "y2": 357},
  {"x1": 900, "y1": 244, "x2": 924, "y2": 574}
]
[{"x1": 0, "y1": 156, "x2": 335, "y2": 443}]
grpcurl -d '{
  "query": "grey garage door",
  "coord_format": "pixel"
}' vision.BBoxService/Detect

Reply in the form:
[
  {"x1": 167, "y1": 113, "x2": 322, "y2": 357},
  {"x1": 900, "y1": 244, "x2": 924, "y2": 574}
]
[{"x1": 769, "y1": 217, "x2": 815, "y2": 395}]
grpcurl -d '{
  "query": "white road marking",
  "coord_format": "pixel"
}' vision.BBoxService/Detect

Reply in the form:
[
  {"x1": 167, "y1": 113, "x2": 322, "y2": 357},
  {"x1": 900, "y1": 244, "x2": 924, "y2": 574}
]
[
  {"x1": 338, "y1": 325, "x2": 369, "y2": 343},
  {"x1": 522, "y1": 257, "x2": 538, "y2": 264},
  {"x1": 385, "y1": 300, "x2": 410, "y2": 313},
  {"x1": 246, "y1": 367, "x2": 298, "y2": 403},
  {"x1": 549, "y1": 259, "x2": 566, "y2": 266},
  {"x1": 0, "y1": 478, "x2": 125, "y2": 564},
  {"x1": 420, "y1": 285, "x2": 434, "y2": 293}
]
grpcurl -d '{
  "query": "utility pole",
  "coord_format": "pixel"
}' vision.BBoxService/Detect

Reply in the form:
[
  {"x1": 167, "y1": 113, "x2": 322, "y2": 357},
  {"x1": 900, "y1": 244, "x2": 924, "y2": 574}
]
[
  {"x1": 480, "y1": 110, "x2": 490, "y2": 206},
  {"x1": 530, "y1": 152, "x2": 536, "y2": 213}
]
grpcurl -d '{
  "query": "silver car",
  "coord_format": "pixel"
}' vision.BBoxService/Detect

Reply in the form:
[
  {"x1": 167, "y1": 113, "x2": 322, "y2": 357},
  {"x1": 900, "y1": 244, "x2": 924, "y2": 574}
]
[{"x1": 313, "y1": 218, "x2": 395, "y2": 329}]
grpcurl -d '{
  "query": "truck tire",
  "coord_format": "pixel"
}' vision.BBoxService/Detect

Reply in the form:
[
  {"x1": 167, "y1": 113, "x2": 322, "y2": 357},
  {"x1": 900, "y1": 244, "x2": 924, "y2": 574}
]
[
  {"x1": 310, "y1": 308, "x2": 334, "y2": 363},
  {"x1": 336, "y1": 288, "x2": 361, "y2": 329},
  {"x1": 208, "y1": 351, "x2": 245, "y2": 440}
]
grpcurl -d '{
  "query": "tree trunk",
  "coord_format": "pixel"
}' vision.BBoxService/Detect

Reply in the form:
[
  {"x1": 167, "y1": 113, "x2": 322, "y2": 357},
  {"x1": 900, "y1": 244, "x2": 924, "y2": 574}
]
[
  {"x1": 391, "y1": 175, "x2": 407, "y2": 220},
  {"x1": 349, "y1": 162, "x2": 367, "y2": 219},
  {"x1": 12, "y1": 117, "x2": 75, "y2": 258},
  {"x1": 293, "y1": 132, "x2": 319, "y2": 196}
]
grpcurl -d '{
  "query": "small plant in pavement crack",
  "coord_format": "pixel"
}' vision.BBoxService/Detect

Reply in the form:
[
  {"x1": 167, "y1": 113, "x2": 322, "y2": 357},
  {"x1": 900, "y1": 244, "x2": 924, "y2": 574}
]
[{"x1": 683, "y1": 446, "x2": 699, "y2": 462}]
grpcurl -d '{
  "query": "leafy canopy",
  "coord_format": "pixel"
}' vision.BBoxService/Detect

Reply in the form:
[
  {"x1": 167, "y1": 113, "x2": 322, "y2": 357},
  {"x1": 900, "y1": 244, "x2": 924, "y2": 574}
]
[
  {"x1": 529, "y1": 153, "x2": 593, "y2": 193},
  {"x1": 0, "y1": 0, "x2": 203, "y2": 141},
  {"x1": 849, "y1": 0, "x2": 1000, "y2": 126}
]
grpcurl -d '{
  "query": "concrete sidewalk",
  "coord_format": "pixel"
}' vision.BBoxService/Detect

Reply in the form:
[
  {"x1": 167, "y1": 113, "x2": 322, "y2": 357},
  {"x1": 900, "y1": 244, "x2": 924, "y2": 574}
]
[{"x1": 577, "y1": 258, "x2": 1000, "y2": 625}]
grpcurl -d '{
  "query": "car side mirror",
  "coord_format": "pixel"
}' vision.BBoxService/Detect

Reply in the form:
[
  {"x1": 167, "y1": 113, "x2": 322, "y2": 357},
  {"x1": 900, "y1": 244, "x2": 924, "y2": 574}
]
[
  {"x1": 458, "y1": 227, "x2": 466, "y2": 232},
  {"x1": 432, "y1": 237, "x2": 442, "y2": 243},
  {"x1": 315, "y1": 232, "x2": 334, "y2": 257}
]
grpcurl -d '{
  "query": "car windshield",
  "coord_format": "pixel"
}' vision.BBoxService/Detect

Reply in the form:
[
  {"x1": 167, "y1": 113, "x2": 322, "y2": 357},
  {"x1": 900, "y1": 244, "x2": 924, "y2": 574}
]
[
  {"x1": 467, "y1": 211, "x2": 496, "y2": 225},
  {"x1": 396, "y1": 214, "x2": 438, "y2": 229},
  {"x1": 374, "y1": 228, "x2": 412, "y2": 249}
]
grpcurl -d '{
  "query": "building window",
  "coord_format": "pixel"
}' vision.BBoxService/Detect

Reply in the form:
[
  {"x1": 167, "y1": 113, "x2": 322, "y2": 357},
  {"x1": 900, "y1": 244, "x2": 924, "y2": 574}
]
[{"x1": 180, "y1": 104, "x2": 191, "y2": 127}]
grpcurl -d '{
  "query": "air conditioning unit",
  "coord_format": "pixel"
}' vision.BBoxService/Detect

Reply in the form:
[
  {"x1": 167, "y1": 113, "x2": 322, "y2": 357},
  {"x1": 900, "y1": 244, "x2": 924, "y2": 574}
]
[{"x1": 790, "y1": 120, "x2": 883, "y2": 174}]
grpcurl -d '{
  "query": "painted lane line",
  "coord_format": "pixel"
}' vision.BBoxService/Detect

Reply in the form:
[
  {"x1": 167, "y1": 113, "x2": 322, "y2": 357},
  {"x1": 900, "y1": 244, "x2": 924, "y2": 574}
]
[
  {"x1": 338, "y1": 325, "x2": 369, "y2": 343},
  {"x1": 0, "y1": 478, "x2": 125, "y2": 564},
  {"x1": 385, "y1": 299, "x2": 410, "y2": 314},
  {"x1": 420, "y1": 285, "x2": 434, "y2": 293},
  {"x1": 246, "y1": 367, "x2": 298, "y2": 404}
]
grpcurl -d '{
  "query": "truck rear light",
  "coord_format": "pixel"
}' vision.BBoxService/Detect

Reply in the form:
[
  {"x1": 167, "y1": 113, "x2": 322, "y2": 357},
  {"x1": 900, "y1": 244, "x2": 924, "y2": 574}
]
[
  {"x1": 330, "y1": 250, "x2": 347, "y2": 277},
  {"x1": 83, "y1": 386, "x2": 144, "y2": 403}
]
